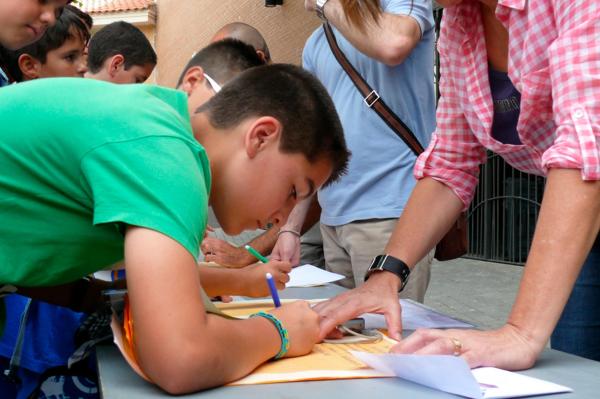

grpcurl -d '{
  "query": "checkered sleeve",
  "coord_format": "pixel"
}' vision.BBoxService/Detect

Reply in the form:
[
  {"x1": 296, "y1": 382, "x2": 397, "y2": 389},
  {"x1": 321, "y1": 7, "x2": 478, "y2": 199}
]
[
  {"x1": 414, "y1": 28, "x2": 487, "y2": 209},
  {"x1": 542, "y1": 0, "x2": 600, "y2": 180}
]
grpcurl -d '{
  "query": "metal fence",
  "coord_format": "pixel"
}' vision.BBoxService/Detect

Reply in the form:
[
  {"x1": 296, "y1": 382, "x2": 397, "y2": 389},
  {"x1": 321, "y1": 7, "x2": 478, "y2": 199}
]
[{"x1": 466, "y1": 153, "x2": 545, "y2": 265}]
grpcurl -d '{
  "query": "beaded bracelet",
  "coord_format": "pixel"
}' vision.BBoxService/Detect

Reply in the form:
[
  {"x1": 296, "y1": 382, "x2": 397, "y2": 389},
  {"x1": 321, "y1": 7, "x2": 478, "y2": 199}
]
[
  {"x1": 277, "y1": 229, "x2": 301, "y2": 238},
  {"x1": 251, "y1": 311, "x2": 290, "y2": 359}
]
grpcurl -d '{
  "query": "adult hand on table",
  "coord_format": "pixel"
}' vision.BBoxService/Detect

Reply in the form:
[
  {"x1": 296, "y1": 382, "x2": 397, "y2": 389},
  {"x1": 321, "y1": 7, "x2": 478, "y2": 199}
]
[
  {"x1": 391, "y1": 324, "x2": 541, "y2": 370},
  {"x1": 312, "y1": 271, "x2": 404, "y2": 341},
  {"x1": 201, "y1": 236, "x2": 254, "y2": 268},
  {"x1": 270, "y1": 230, "x2": 301, "y2": 266}
]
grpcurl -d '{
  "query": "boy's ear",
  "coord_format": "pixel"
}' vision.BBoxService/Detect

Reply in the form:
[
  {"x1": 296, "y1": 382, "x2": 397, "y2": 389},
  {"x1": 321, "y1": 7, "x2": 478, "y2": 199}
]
[
  {"x1": 256, "y1": 50, "x2": 268, "y2": 64},
  {"x1": 108, "y1": 54, "x2": 125, "y2": 77},
  {"x1": 179, "y1": 66, "x2": 206, "y2": 96},
  {"x1": 245, "y1": 116, "x2": 282, "y2": 159},
  {"x1": 18, "y1": 54, "x2": 42, "y2": 80}
]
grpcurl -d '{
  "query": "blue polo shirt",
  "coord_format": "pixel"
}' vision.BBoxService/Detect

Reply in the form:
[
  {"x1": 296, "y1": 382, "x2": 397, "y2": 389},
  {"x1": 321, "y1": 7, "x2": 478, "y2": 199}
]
[{"x1": 303, "y1": 0, "x2": 436, "y2": 226}]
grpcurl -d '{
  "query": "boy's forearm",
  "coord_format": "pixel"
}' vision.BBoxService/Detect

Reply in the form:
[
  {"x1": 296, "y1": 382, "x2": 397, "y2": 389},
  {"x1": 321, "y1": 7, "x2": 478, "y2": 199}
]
[
  {"x1": 507, "y1": 169, "x2": 600, "y2": 349},
  {"x1": 197, "y1": 265, "x2": 243, "y2": 296},
  {"x1": 144, "y1": 314, "x2": 281, "y2": 394}
]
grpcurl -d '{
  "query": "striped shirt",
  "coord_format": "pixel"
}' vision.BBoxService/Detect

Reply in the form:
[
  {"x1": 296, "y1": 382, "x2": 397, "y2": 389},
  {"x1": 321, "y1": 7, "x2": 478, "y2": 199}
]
[{"x1": 414, "y1": 0, "x2": 600, "y2": 207}]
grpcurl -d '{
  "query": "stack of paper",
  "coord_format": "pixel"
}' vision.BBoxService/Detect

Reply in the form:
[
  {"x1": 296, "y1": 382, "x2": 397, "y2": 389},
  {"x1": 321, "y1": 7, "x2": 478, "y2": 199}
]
[
  {"x1": 351, "y1": 352, "x2": 572, "y2": 398},
  {"x1": 361, "y1": 299, "x2": 474, "y2": 330},
  {"x1": 286, "y1": 264, "x2": 344, "y2": 287}
]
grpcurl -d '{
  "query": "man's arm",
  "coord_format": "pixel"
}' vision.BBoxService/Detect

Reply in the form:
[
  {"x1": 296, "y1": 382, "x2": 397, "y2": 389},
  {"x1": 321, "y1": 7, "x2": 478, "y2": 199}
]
[
  {"x1": 124, "y1": 227, "x2": 319, "y2": 394},
  {"x1": 306, "y1": 0, "x2": 423, "y2": 66}
]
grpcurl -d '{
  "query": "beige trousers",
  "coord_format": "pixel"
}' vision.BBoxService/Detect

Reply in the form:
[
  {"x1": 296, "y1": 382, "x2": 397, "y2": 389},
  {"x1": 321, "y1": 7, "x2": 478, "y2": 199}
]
[{"x1": 320, "y1": 218, "x2": 433, "y2": 302}]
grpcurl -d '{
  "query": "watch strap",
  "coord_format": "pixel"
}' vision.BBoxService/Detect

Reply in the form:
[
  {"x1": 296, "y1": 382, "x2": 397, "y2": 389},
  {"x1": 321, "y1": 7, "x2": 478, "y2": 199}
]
[{"x1": 365, "y1": 255, "x2": 410, "y2": 291}]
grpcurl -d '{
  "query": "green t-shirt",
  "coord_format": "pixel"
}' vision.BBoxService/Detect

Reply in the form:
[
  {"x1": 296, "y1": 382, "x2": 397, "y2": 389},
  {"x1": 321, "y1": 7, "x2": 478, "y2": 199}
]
[{"x1": 0, "y1": 78, "x2": 210, "y2": 286}]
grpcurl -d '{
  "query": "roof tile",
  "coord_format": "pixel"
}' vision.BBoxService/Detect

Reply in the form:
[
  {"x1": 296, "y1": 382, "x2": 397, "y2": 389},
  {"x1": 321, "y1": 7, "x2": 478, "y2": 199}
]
[{"x1": 79, "y1": 0, "x2": 154, "y2": 14}]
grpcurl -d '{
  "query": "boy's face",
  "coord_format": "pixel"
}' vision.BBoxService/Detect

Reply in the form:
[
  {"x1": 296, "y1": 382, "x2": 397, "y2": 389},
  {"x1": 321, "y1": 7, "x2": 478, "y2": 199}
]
[
  {"x1": 206, "y1": 117, "x2": 333, "y2": 235},
  {"x1": 84, "y1": 55, "x2": 154, "y2": 84},
  {"x1": 113, "y1": 64, "x2": 154, "y2": 83},
  {"x1": 113, "y1": 63, "x2": 155, "y2": 84},
  {"x1": 37, "y1": 30, "x2": 87, "y2": 78},
  {"x1": 0, "y1": 0, "x2": 69, "y2": 50}
]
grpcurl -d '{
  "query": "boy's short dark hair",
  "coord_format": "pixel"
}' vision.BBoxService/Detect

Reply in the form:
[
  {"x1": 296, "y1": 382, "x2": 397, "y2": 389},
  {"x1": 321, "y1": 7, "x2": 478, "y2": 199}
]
[
  {"x1": 3, "y1": 5, "x2": 91, "y2": 82},
  {"x1": 176, "y1": 39, "x2": 265, "y2": 87},
  {"x1": 87, "y1": 21, "x2": 157, "y2": 73},
  {"x1": 197, "y1": 64, "x2": 350, "y2": 185},
  {"x1": 68, "y1": 3, "x2": 94, "y2": 30}
]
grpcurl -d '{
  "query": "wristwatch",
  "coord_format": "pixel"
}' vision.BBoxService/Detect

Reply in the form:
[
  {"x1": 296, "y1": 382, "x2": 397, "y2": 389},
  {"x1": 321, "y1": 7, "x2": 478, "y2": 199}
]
[
  {"x1": 316, "y1": 0, "x2": 329, "y2": 21},
  {"x1": 364, "y1": 255, "x2": 411, "y2": 291}
]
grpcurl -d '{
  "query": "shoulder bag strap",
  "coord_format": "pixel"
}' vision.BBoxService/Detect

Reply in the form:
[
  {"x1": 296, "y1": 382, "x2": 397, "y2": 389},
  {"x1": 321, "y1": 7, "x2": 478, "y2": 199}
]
[{"x1": 322, "y1": 22, "x2": 425, "y2": 156}]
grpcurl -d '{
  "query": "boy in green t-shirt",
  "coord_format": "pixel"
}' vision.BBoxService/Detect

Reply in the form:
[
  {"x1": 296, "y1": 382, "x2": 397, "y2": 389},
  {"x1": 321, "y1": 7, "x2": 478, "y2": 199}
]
[{"x1": 0, "y1": 63, "x2": 349, "y2": 393}]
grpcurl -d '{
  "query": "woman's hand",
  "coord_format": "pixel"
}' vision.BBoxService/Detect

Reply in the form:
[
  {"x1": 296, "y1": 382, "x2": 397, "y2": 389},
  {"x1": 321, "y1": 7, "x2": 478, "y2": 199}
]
[{"x1": 391, "y1": 324, "x2": 542, "y2": 370}]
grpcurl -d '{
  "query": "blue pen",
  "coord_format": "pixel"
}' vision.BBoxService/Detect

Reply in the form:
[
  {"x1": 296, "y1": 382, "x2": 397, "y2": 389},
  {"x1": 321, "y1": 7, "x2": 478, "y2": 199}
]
[{"x1": 265, "y1": 272, "x2": 281, "y2": 308}]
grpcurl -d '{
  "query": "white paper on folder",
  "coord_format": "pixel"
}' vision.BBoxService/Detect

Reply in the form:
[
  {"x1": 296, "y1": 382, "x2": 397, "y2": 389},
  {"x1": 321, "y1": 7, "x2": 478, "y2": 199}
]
[
  {"x1": 351, "y1": 352, "x2": 572, "y2": 398},
  {"x1": 361, "y1": 299, "x2": 474, "y2": 330},
  {"x1": 285, "y1": 264, "x2": 344, "y2": 287}
]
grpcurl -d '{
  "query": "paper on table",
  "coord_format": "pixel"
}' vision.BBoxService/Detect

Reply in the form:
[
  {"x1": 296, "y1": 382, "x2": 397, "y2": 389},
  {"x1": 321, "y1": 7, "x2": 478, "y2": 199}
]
[
  {"x1": 222, "y1": 301, "x2": 396, "y2": 385},
  {"x1": 286, "y1": 264, "x2": 344, "y2": 287},
  {"x1": 351, "y1": 352, "x2": 572, "y2": 398},
  {"x1": 361, "y1": 299, "x2": 473, "y2": 330},
  {"x1": 231, "y1": 339, "x2": 396, "y2": 385},
  {"x1": 111, "y1": 299, "x2": 397, "y2": 386}
]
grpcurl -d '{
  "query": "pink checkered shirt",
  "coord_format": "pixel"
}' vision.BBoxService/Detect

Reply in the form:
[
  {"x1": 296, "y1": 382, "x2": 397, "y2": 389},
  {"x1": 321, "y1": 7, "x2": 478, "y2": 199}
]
[{"x1": 414, "y1": 0, "x2": 600, "y2": 207}]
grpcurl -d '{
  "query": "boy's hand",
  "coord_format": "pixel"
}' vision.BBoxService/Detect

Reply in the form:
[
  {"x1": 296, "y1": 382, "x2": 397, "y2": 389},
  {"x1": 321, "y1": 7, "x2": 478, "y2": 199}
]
[
  {"x1": 270, "y1": 301, "x2": 320, "y2": 357},
  {"x1": 240, "y1": 260, "x2": 292, "y2": 297},
  {"x1": 201, "y1": 236, "x2": 254, "y2": 268}
]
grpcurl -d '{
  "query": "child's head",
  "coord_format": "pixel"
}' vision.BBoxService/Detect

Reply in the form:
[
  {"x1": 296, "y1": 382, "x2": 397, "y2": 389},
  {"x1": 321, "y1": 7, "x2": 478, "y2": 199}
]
[
  {"x1": 210, "y1": 22, "x2": 272, "y2": 64},
  {"x1": 2, "y1": 4, "x2": 90, "y2": 81},
  {"x1": 192, "y1": 64, "x2": 350, "y2": 234},
  {"x1": 0, "y1": 0, "x2": 71, "y2": 50},
  {"x1": 177, "y1": 38, "x2": 265, "y2": 114},
  {"x1": 85, "y1": 21, "x2": 156, "y2": 84}
]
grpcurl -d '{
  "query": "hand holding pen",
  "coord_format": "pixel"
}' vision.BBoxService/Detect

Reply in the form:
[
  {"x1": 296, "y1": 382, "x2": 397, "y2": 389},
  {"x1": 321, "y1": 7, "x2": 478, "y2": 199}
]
[
  {"x1": 243, "y1": 245, "x2": 291, "y2": 298},
  {"x1": 244, "y1": 245, "x2": 320, "y2": 357}
]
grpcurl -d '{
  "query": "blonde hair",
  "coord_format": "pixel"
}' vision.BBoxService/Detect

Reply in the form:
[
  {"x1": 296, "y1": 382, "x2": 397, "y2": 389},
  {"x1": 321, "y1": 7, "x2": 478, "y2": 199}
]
[{"x1": 339, "y1": 0, "x2": 382, "y2": 31}]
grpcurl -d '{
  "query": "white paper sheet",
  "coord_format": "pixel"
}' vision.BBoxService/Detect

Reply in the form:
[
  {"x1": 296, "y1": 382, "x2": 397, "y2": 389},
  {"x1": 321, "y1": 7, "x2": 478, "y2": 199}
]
[
  {"x1": 286, "y1": 264, "x2": 344, "y2": 287},
  {"x1": 361, "y1": 299, "x2": 473, "y2": 330},
  {"x1": 351, "y1": 352, "x2": 572, "y2": 398}
]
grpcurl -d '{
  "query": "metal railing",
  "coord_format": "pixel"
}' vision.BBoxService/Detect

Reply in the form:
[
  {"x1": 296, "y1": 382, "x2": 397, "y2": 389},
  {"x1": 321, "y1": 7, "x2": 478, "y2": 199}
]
[{"x1": 466, "y1": 153, "x2": 545, "y2": 265}]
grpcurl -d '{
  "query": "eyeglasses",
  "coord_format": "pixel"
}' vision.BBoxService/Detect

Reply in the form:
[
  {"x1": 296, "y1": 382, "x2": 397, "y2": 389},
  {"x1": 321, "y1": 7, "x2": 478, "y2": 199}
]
[{"x1": 203, "y1": 73, "x2": 222, "y2": 93}]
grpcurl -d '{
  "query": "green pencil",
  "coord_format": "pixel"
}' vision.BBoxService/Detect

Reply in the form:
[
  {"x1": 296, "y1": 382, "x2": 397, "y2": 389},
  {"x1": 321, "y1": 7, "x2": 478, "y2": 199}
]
[{"x1": 244, "y1": 244, "x2": 269, "y2": 263}]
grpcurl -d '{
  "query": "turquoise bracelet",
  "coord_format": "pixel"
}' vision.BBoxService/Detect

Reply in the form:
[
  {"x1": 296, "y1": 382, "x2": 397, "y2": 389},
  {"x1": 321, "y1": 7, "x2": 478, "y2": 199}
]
[{"x1": 251, "y1": 311, "x2": 290, "y2": 359}]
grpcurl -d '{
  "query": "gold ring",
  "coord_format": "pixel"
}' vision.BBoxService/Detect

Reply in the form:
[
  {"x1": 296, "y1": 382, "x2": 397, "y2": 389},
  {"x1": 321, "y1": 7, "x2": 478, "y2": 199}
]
[{"x1": 450, "y1": 337, "x2": 462, "y2": 356}]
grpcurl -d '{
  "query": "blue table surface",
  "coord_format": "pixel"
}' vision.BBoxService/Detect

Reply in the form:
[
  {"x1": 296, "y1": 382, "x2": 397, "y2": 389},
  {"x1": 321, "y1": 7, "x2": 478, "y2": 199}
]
[{"x1": 97, "y1": 285, "x2": 600, "y2": 398}]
